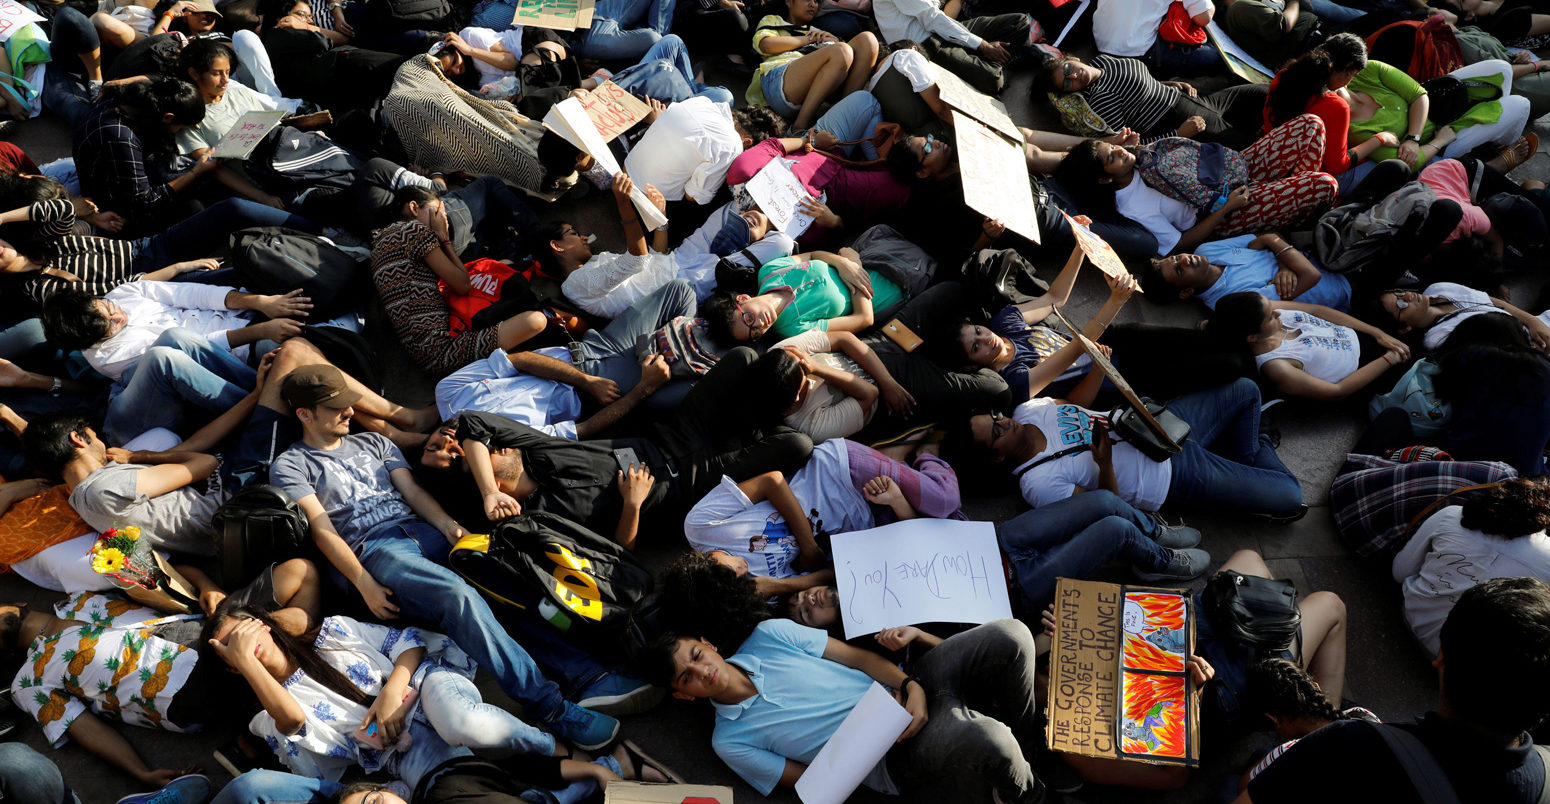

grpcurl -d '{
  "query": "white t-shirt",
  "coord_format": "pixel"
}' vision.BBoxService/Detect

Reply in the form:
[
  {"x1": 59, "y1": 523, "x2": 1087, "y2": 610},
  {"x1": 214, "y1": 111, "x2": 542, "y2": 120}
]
[
  {"x1": 866, "y1": 49, "x2": 935, "y2": 93},
  {"x1": 1093, "y1": 0, "x2": 1211, "y2": 57},
  {"x1": 622, "y1": 97, "x2": 743, "y2": 204},
  {"x1": 561, "y1": 250, "x2": 680, "y2": 319},
  {"x1": 684, "y1": 439, "x2": 874, "y2": 579},
  {"x1": 1393, "y1": 505, "x2": 1550, "y2": 655},
  {"x1": 1419, "y1": 281, "x2": 1505, "y2": 351},
  {"x1": 1253, "y1": 309, "x2": 1360, "y2": 384},
  {"x1": 1011, "y1": 398, "x2": 1172, "y2": 511},
  {"x1": 176, "y1": 81, "x2": 281, "y2": 155},
  {"x1": 459, "y1": 26, "x2": 524, "y2": 85},
  {"x1": 1115, "y1": 176, "x2": 1198, "y2": 256}
]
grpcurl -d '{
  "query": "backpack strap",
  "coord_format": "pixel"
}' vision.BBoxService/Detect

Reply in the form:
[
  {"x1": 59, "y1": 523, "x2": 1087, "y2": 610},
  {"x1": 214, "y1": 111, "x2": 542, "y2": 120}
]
[
  {"x1": 1371, "y1": 722, "x2": 1464, "y2": 804},
  {"x1": 1402, "y1": 481, "x2": 1505, "y2": 542},
  {"x1": 1013, "y1": 444, "x2": 1090, "y2": 479}
]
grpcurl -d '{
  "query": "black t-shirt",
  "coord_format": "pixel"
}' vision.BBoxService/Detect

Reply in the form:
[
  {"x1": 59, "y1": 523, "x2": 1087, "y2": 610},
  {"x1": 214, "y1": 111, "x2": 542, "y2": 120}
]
[{"x1": 1248, "y1": 714, "x2": 1546, "y2": 804}]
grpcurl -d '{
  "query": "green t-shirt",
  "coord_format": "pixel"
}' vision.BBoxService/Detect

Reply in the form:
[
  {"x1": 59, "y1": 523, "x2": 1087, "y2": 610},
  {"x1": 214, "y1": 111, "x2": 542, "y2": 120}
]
[{"x1": 757, "y1": 255, "x2": 905, "y2": 340}]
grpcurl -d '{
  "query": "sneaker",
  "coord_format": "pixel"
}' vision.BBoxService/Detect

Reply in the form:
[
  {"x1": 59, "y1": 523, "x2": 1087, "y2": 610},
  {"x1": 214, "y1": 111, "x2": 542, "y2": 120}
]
[
  {"x1": 1146, "y1": 513, "x2": 1201, "y2": 549},
  {"x1": 1132, "y1": 548, "x2": 1211, "y2": 583},
  {"x1": 115, "y1": 774, "x2": 212, "y2": 804},
  {"x1": 551, "y1": 701, "x2": 620, "y2": 752},
  {"x1": 0, "y1": 691, "x2": 20, "y2": 740},
  {"x1": 1259, "y1": 398, "x2": 1283, "y2": 449},
  {"x1": 577, "y1": 672, "x2": 665, "y2": 717}
]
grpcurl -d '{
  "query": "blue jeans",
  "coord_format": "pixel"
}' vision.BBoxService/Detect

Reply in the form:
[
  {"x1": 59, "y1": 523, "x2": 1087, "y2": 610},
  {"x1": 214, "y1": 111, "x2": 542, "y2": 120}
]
[
  {"x1": 211, "y1": 770, "x2": 341, "y2": 804},
  {"x1": 1303, "y1": 0, "x2": 1367, "y2": 24},
  {"x1": 810, "y1": 90, "x2": 884, "y2": 160},
  {"x1": 132, "y1": 198, "x2": 321, "y2": 273},
  {"x1": 1143, "y1": 38, "x2": 1221, "y2": 78},
  {"x1": 761, "y1": 60, "x2": 801, "y2": 118},
  {"x1": 1043, "y1": 178, "x2": 1160, "y2": 260},
  {"x1": 573, "y1": 278, "x2": 695, "y2": 390},
  {"x1": 1163, "y1": 378, "x2": 1304, "y2": 516},
  {"x1": 997, "y1": 491, "x2": 1171, "y2": 615},
  {"x1": 580, "y1": 0, "x2": 678, "y2": 61},
  {"x1": 0, "y1": 744, "x2": 77, "y2": 804},
  {"x1": 105, "y1": 327, "x2": 257, "y2": 443},
  {"x1": 0, "y1": 317, "x2": 54, "y2": 369},
  {"x1": 41, "y1": 7, "x2": 98, "y2": 128},
  {"x1": 612, "y1": 35, "x2": 734, "y2": 104},
  {"x1": 352, "y1": 521, "x2": 573, "y2": 724}
]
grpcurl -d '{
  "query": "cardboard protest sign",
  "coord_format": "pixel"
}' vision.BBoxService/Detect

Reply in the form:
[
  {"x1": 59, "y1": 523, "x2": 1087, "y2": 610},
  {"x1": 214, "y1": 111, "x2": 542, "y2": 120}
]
[
  {"x1": 741, "y1": 158, "x2": 817, "y2": 237},
  {"x1": 512, "y1": 0, "x2": 595, "y2": 30},
  {"x1": 211, "y1": 110, "x2": 286, "y2": 159},
  {"x1": 795, "y1": 682, "x2": 913, "y2": 804},
  {"x1": 0, "y1": 0, "x2": 44, "y2": 41},
  {"x1": 580, "y1": 82, "x2": 652, "y2": 143},
  {"x1": 831, "y1": 519, "x2": 1013, "y2": 640},
  {"x1": 1059, "y1": 210, "x2": 1128, "y2": 280},
  {"x1": 933, "y1": 65, "x2": 1023, "y2": 143},
  {"x1": 543, "y1": 97, "x2": 668, "y2": 231},
  {"x1": 604, "y1": 782, "x2": 732, "y2": 804},
  {"x1": 1045, "y1": 578, "x2": 1200, "y2": 766},
  {"x1": 1050, "y1": 306, "x2": 1182, "y2": 450},
  {"x1": 1207, "y1": 23, "x2": 1271, "y2": 85},
  {"x1": 952, "y1": 111, "x2": 1040, "y2": 244}
]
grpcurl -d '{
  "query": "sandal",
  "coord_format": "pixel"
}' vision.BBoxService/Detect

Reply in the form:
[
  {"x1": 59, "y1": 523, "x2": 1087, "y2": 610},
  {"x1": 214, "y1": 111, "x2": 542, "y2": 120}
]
[
  {"x1": 613, "y1": 739, "x2": 685, "y2": 784},
  {"x1": 1494, "y1": 132, "x2": 1539, "y2": 171}
]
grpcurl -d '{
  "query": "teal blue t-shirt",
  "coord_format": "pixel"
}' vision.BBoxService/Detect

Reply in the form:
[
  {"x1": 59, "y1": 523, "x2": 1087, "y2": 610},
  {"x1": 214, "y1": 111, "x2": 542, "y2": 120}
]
[{"x1": 757, "y1": 255, "x2": 905, "y2": 340}]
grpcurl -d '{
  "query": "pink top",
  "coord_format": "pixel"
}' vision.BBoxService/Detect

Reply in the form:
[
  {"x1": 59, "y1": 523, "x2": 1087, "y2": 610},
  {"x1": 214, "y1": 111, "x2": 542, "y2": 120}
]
[{"x1": 1418, "y1": 159, "x2": 1491, "y2": 244}]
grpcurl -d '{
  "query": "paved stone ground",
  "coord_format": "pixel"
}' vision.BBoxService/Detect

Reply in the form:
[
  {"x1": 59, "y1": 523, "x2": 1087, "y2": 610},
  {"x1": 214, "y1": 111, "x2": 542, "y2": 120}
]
[{"x1": 5, "y1": 24, "x2": 1550, "y2": 803}]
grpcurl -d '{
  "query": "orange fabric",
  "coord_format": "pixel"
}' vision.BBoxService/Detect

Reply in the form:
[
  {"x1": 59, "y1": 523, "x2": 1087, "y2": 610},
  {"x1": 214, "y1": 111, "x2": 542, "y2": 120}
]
[{"x1": 0, "y1": 477, "x2": 90, "y2": 572}]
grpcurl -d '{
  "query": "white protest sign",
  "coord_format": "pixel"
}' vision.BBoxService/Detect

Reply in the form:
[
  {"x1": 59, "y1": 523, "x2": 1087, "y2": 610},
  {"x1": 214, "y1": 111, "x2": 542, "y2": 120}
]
[
  {"x1": 794, "y1": 682, "x2": 912, "y2": 804},
  {"x1": 211, "y1": 110, "x2": 287, "y2": 159},
  {"x1": 952, "y1": 110, "x2": 1040, "y2": 244},
  {"x1": 743, "y1": 158, "x2": 816, "y2": 237},
  {"x1": 0, "y1": 0, "x2": 44, "y2": 41},
  {"x1": 543, "y1": 97, "x2": 668, "y2": 231},
  {"x1": 831, "y1": 519, "x2": 1012, "y2": 640},
  {"x1": 933, "y1": 64, "x2": 1023, "y2": 143}
]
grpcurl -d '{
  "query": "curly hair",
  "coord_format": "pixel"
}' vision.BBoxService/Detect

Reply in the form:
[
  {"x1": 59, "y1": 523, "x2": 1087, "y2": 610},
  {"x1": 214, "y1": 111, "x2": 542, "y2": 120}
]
[
  {"x1": 1266, "y1": 51, "x2": 1335, "y2": 131},
  {"x1": 1459, "y1": 478, "x2": 1550, "y2": 537},
  {"x1": 1245, "y1": 657, "x2": 1345, "y2": 731},
  {"x1": 1440, "y1": 577, "x2": 1550, "y2": 736},
  {"x1": 655, "y1": 551, "x2": 769, "y2": 653}
]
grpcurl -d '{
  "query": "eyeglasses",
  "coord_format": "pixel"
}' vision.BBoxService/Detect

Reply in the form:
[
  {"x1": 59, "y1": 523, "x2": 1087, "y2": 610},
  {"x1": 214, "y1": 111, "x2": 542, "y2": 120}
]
[
  {"x1": 988, "y1": 411, "x2": 1011, "y2": 443},
  {"x1": 1384, "y1": 289, "x2": 1415, "y2": 310},
  {"x1": 289, "y1": 8, "x2": 313, "y2": 19},
  {"x1": 735, "y1": 301, "x2": 762, "y2": 335},
  {"x1": 561, "y1": 227, "x2": 581, "y2": 239},
  {"x1": 921, "y1": 134, "x2": 937, "y2": 155}
]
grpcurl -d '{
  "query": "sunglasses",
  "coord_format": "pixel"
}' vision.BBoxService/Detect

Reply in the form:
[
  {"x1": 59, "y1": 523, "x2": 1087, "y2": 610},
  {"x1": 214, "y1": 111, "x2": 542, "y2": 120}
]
[
  {"x1": 1061, "y1": 61, "x2": 1079, "y2": 91},
  {"x1": 921, "y1": 134, "x2": 938, "y2": 155},
  {"x1": 1384, "y1": 289, "x2": 1416, "y2": 310}
]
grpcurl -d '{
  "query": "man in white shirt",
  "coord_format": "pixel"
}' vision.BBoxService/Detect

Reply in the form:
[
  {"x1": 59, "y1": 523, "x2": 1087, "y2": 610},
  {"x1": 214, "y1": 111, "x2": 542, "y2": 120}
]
[
  {"x1": 1092, "y1": 0, "x2": 1218, "y2": 77},
  {"x1": 40, "y1": 283, "x2": 310, "y2": 442},
  {"x1": 870, "y1": 0, "x2": 1030, "y2": 94},
  {"x1": 621, "y1": 98, "x2": 783, "y2": 205}
]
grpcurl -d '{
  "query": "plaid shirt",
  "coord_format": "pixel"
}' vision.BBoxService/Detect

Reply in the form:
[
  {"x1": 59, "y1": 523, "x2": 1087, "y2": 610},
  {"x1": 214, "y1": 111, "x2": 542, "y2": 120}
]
[
  {"x1": 1330, "y1": 453, "x2": 1516, "y2": 558},
  {"x1": 73, "y1": 101, "x2": 178, "y2": 232}
]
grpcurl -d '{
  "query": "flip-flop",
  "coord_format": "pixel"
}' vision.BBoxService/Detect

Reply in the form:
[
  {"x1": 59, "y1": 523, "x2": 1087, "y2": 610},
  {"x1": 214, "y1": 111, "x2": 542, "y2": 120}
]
[
  {"x1": 616, "y1": 739, "x2": 685, "y2": 784},
  {"x1": 1495, "y1": 132, "x2": 1539, "y2": 171}
]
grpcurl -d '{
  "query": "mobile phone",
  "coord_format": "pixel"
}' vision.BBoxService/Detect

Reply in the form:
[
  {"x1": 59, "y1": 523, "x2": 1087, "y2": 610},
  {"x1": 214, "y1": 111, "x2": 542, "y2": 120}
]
[
  {"x1": 612, "y1": 447, "x2": 641, "y2": 473},
  {"x1": 353, "y1": 689, "x2": 418, "y2": 750},
  {"x1": 882, "y1": 319, "x2": 923, "y2": 352}
]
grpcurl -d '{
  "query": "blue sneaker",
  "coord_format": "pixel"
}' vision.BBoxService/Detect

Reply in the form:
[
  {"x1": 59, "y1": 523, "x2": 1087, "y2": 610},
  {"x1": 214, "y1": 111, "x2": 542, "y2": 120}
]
[
  {"x1": 551, "y1": 701, "x2": 620, "y2": 751},
  {"x1": 577, "y1": 672, "x2": 665, "y2": 717},
  {"x1": 115, "y1": 775, "x2": 212, "y2": 804}
]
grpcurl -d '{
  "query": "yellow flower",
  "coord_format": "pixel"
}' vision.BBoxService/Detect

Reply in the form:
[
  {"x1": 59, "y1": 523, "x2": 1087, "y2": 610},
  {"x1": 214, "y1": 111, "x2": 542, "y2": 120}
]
[
  {"x1": 90, "y1": 547, "x2": 127, "y2": 575},
  {"x1": 120, "y1": 526, "x2": 141, "y2": 541}
]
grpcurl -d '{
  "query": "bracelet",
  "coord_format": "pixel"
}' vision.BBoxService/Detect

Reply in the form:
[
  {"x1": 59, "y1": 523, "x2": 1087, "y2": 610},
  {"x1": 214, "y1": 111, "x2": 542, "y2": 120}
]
[
  {"x1": 1381, "y1": 353, "x2": 1394, "y2": 366},
  {"x1": 901, "y1": 674, "x2": 925, "y2": 693},
  {"x1": 328, "y1": 1, "x2": 343, "y2": 7},
  {"x1": 1275, "y1": 244, "x2": 1295, "y2": 256}
]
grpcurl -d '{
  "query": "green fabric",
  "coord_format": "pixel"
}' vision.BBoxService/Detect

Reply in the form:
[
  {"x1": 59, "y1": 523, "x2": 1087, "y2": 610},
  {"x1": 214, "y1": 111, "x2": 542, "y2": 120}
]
[
  {"x1": 1047, "y1": 91, "x2": 1113, "y2": 137},
  {"x1": 1351, "y1": 60, "x2": 1434, "y2": 169},
  {"x1": 758, "y1": 255, "x2": 905, "y2": 339},
  {"x1": 6, "y1": 23, "x2": 50, "y2": 89},
  {"x1": 1220, "y1": 0, "x2": 1317, "y2": 75},
  {"x1": 747, "y1": 14, "x2": 804, "y2": 107}
]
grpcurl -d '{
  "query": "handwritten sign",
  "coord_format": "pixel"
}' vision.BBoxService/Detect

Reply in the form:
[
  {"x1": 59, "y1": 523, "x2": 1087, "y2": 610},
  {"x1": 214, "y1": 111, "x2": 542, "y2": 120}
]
[
  {"x1": 795, "y1": 682, "x2": 913, "y2": 804},
  {"x1": 580, "y1": 82, "x2": 651, "y2": 143},
  {"x1": 953, "y1": 111, "x2": 1040, "y2": 244},
  {"x1": 512, "y1": 0, "x2": 596, "y2": 30},
  {"x1": 933, "y1": 65, "x2": 1022, "y2": 143},
  {"x1": 1046, "y1": 578, "x2": 1199, "y2": 766},
  {"x1": 543, "y1": 97, "x2": 668, "y2": 231},
  {"x1": 0, "y1": 0, "x2": 44, "y2": 41},
  {"x1": 211, "y1": 110, "x2": 286, "y2": 159},
  {"x1": 1060, "y1": 210, "x2": 1127, "y2": 279},
  {"x1": 1207, "y1": 23, "x2": 1271, "y2": 85},
  {"x1": 831, "y1": 519, "x2": 1012, "y2": 640},
  {"x1": 741, "y1": 158, "x2": 817, "y2": 237}
]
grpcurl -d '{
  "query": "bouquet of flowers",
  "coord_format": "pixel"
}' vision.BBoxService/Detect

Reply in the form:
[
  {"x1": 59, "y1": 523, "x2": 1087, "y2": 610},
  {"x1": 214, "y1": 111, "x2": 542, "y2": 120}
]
[{"x1": 88, "y1": 526, "x2": 165, "y2": 591}]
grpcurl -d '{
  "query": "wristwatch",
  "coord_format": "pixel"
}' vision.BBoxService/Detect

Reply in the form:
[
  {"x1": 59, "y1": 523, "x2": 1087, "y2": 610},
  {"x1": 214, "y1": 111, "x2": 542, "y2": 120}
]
[
  {"x1": 49, "y1": 376, "x2": 62, "y2": 396},
  {"x1": 1403, "y1": 134, "x2": 1422, "y2": 144}
]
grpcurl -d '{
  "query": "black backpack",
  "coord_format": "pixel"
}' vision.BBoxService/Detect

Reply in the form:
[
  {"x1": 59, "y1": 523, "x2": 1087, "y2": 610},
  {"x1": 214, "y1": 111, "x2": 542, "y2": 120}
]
[
  {"x1": 211, "y1": 484, "x2": 310, "y2": 588},
  {"x1": 228, "y1": 226, "x2": 364, "y2": 321},
  {"x1": 448, "y1": 512, "x2": 654, "y2": 660},
  {"x1": 369, "y1": 0, "x2": 450, "y2": 27},
  {"x1": 1202, "y1": 569, "x2": 1302, "y2": 657},
  {"x1": 1421, "y1": 75, "x2": 1502, "y2": 126}
]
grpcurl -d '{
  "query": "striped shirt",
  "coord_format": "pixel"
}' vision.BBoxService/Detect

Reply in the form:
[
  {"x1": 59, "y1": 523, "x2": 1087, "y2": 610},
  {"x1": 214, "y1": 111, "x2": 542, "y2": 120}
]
[
  {"x1": 16, "y1": 200, "x2": 140, "y2": 310},
  {"x1": 1081, "y1": 55, "x2": 1180, "y2": 139}
]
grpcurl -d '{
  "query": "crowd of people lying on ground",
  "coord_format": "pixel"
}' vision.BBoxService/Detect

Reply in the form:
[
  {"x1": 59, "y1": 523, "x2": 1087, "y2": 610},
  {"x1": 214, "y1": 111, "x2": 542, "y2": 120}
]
[{"x1": 0, "y1": 0, "x2": 1549, "y2": 800}]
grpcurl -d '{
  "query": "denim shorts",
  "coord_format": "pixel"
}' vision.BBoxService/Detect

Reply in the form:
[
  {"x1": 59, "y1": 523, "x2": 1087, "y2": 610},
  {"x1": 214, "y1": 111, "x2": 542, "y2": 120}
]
[{"x1": 761, "y1": 60, "x2": 800, "y2": 118}]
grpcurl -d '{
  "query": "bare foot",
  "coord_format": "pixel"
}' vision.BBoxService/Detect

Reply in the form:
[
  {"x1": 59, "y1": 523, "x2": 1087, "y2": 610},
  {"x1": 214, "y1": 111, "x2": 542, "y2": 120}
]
[
  {"x1": 611, "y1": 742, "x2": 671, "y2": 783},
  {"x1": 1486, "y1": 135, "x2": 1536, "y2": 172}
]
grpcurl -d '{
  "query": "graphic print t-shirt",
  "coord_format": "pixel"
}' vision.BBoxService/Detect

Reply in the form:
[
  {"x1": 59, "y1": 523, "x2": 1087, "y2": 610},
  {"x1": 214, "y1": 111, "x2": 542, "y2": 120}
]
[
  {"x1": 1011, "y1": 397, "x2": 1172, "y2": 511},
  {"x1": 987, "y1": 305, "x2": 1092, "y2": 403},
  {"x1": 271, "y1": 433, "x2": 417, "y2": 547}
]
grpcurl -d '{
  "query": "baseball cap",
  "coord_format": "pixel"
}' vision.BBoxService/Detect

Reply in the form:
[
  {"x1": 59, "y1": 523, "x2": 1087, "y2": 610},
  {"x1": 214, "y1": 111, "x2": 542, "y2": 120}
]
[{"x1": 281, "y1": 365, "x2": 362, "y2": 410}]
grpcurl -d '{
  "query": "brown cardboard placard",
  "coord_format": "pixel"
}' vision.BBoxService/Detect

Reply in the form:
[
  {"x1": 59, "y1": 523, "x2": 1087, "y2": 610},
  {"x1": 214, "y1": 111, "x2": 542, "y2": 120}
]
[
  {"x1": 1058, "y1": 210, "x2": 1127, "y2": 280},
  {"x1": 512, "y1": 0, "x2": 595, "y2": 30},
  {"x1": 932, "y1": 64, "x2": 1023, "y2": 143},
  {"x1": 604, "y1": 781, "x2": 734, "y2": 804},
  {"x1": 951, "y1": 111, "x2": 1040, "y2": 244},
  {"x1": 581, "y1": 81, "x2": 652, "y2": 143},
  {"x1": 1045, "y1": 577, "x2": 1200, "y2": 766},
  {"x1": 1050, "y1": 306, "x2": 1179, "y2": 451}
]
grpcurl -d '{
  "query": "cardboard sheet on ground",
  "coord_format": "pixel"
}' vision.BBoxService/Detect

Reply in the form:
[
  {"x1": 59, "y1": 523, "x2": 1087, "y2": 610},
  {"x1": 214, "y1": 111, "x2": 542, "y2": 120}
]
[
  {"x1": 742, "y1": 158, "x2": 817, "y2": 237},
  {"x1": 581, "y1": 82, "x2": 652, "y2": 143},
  {"x1": 1207, "y1": 23, "x2": 1271, "y2": 84},
  {"x1": 543, "y1": 97, "x2": 668, "y2": 230},
  {"x1": 952, "y1": 111, "x2": 1040, "y2": 244},
  {"x1": 1058, "y1": 210, "x2": 1127, "y2": 279},
  {"x1": 933, "y1": 65, "x2": 1022, "y2": 143},
  {"x1": 831, "y1": 519, "x2": 1012, "y2": 640},
  {"x1": 512, "y1": 0, "x2": 595, "y2": 30},
  {"x1": 604, "y1": 781, "x2": 733, "y2": 804},
  {"x1": 795, "y1": 682, "x2": 913, "y2": 804},
  {"x1": 1045, "y1": 578, "x2": 1200, "y2": 766},
  {"x1": 211, "y1": 110, "x2": 287, "y2": 159}
]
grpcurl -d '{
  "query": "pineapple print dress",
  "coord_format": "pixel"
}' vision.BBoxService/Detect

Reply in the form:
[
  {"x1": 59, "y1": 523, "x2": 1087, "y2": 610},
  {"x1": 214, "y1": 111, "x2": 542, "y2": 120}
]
[{"x1": 9, "y1": 592, "x2": 200, "y2": 746}]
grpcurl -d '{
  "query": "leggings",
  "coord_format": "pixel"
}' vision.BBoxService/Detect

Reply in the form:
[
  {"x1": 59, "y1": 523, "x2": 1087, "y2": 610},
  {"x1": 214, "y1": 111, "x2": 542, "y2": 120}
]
[
  {"x1": 1439, "y1": 60, "x2": 1531, "y2": 160},
  {"x1": 1217, "y1": 114, "x2": 1341, "y2": 237},
  {"x1": 844, "y1": 440, "x2": 966, "y2": 522}
]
